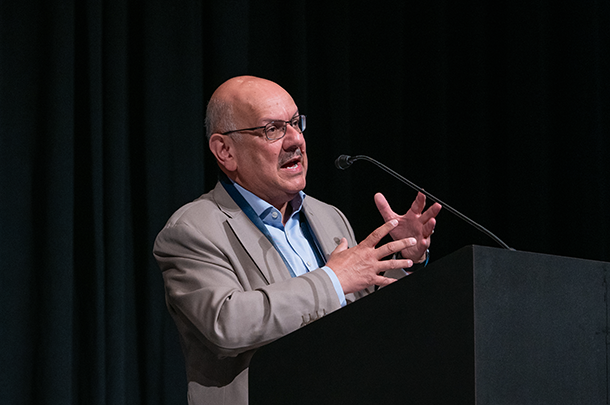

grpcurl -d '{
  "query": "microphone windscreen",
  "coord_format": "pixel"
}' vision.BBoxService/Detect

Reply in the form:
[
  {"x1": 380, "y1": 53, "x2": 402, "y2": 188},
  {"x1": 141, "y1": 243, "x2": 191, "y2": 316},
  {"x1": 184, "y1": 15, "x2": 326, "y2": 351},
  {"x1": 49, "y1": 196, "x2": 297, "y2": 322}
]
[{"x1": 335, "y1": 155, "x2": 353, "y2": 170}]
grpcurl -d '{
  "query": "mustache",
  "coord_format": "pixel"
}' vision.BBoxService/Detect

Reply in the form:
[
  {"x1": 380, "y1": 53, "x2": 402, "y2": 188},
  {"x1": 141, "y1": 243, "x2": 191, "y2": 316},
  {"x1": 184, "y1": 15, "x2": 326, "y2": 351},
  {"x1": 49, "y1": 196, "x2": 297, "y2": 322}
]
[{"x1": 278, "y1": 147, "x2": 303, "y2": 167}]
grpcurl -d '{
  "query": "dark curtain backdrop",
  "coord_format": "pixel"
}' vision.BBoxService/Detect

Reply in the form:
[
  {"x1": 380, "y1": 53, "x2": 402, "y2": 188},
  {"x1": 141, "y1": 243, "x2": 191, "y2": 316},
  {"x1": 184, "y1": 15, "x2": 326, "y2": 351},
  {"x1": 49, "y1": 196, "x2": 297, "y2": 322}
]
[{"x1": 1, "y1": 0, "x2": 608, "y2": 403}]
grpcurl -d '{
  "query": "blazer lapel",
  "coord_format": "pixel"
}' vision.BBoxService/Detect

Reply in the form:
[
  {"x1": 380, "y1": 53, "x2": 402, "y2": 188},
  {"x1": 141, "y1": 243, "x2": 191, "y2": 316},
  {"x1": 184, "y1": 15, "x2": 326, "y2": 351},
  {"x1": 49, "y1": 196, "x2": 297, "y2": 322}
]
[
  {"x1": 301, "y1": 200, "x2": 344, "y2": 260},
  {"x1": 302, "y1": 198, "x2": 362, "y2": 303},
  {"x1": 212, "y1": 182, "x2": 291, "y2": 285}
]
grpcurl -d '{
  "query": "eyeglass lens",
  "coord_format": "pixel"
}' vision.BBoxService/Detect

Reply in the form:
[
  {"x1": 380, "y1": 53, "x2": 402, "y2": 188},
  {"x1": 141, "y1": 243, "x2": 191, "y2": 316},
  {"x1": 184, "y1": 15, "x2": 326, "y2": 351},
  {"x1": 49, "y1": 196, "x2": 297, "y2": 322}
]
[{"x1": 264, "y1": 115, "x2": 306, "y2": 140}]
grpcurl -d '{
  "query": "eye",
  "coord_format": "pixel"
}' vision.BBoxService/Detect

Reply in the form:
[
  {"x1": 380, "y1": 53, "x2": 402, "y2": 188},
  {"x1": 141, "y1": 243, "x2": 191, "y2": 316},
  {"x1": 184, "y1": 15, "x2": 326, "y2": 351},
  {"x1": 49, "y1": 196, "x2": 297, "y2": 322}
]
[
  {"x1": 290, "y1": 116, "x2": 300, "y2": 128},
  {"x1": 265, "y1": 122, "x2": 281, "y2": 134}
]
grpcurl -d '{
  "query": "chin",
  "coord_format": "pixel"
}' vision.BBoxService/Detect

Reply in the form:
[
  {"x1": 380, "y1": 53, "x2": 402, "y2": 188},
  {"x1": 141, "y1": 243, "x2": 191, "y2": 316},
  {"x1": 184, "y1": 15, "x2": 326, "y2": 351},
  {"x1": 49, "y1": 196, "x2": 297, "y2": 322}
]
[
  {"x1": 294, "y1": 175, "x2": 307, "y2": 191},
  {"x1": 284, "y1": 180, "x2": 306, "y2": 197}
]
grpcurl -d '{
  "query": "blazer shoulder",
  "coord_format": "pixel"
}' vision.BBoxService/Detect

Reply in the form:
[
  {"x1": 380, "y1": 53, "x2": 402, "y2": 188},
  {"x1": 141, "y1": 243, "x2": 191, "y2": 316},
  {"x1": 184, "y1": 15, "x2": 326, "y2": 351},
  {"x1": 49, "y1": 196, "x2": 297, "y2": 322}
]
[
  {"x1": 302, "y1": 194, "x2": 350, "y2": 226},
  {"x1": 162, "y1": 182, "x2": 238, "y2": 229}
]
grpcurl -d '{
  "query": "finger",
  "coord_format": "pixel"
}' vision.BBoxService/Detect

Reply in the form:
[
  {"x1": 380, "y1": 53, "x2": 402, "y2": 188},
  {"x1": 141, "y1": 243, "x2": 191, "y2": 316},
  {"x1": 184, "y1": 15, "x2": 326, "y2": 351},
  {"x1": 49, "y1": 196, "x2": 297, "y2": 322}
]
[
  {"x1": 410, "y1": 192, "x2": 427, "y2": 215},
  {"x1": 419, "y1": 202, "x2": 442, "y2": 223},
  {"x1": 422, "y1": 217, "x2": 437, "y2": 238},
  {"x1": 333, "y1": 237, "x2": 349, "y2": 253},
  {"x1": 420, "y1": 237, "x2": 430, "y2": 249},
  {"x1": 395, "y1": 259, "x2": 414, "y2": 269},
  {"x1": 376, "y1": 237, "x2": 417, "y2": 259},
  {"x1": 381, "y1": 258, "x2": 414, "y2": 271},
  {"x1": 361, "y1": 219, "x2": 399, "y2": 248},
  {"x1": 371, "y1": 275, "x2": 397, "y2": 288},
  {"x1": 374, "y1": 192, "x2": 396, "y2": 222}
]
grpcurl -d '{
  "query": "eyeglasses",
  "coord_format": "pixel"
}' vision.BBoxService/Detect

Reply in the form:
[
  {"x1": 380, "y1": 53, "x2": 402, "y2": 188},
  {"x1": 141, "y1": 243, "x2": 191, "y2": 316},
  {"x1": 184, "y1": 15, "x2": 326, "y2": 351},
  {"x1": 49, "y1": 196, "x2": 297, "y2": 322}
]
[{"x1": 221, "y1": 114, "x2": 306, "y2": 141}]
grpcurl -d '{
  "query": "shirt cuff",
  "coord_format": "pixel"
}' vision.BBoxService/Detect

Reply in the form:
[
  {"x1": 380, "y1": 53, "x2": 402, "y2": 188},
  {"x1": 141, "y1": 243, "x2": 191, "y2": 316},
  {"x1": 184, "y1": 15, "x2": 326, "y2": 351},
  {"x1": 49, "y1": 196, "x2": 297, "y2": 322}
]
[{"x1": 321, "y1": 266, "x2": 347, "y2": 307}]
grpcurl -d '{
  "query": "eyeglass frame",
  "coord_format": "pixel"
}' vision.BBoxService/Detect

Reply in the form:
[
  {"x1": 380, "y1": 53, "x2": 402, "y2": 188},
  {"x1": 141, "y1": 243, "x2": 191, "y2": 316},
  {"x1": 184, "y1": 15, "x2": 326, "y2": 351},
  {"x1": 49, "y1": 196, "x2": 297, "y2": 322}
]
[{"x1": 220, "y1": 114, "x2": 306, "y2": 141}]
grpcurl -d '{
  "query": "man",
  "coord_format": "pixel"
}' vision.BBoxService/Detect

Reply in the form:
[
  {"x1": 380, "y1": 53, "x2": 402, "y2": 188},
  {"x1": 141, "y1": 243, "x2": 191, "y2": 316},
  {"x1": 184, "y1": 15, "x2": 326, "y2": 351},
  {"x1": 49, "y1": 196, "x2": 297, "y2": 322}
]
[{"x1": 153, "y1": 76, "x2": 441, "y2": 405}]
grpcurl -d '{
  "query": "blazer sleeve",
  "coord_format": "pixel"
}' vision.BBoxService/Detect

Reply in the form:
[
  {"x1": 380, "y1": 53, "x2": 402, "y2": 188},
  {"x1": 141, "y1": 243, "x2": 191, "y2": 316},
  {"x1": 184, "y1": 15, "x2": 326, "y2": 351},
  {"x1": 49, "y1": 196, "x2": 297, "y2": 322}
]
[{"x1": 153, "y1": 208, "x2": 343, "y2": 359}]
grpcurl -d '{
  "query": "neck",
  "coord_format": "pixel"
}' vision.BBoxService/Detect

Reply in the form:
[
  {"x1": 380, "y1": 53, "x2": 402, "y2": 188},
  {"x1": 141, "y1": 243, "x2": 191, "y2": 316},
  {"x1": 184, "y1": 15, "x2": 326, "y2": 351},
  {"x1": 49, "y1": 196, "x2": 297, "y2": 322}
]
[
  {"x1": 219, "y1": 172, "x2": 299, "y2": 225},
  {"x1": 279, "y1": 201, "x2": 294, "y2": 226}
]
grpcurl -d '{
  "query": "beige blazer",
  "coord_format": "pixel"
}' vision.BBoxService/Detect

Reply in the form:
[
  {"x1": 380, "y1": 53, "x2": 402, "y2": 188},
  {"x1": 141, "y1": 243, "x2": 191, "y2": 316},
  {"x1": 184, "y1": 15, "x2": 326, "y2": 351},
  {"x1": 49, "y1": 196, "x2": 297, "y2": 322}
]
[{"x1": 153, "y1": 182, "x2": 370, "y2": 405}]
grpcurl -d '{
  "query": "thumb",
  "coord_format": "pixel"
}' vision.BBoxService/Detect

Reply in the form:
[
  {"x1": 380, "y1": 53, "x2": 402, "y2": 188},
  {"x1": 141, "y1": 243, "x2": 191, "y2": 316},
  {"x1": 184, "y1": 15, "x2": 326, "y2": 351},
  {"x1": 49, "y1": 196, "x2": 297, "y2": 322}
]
[{"x1": 333, "y1": 237, "x2": 349, "y2": 253}]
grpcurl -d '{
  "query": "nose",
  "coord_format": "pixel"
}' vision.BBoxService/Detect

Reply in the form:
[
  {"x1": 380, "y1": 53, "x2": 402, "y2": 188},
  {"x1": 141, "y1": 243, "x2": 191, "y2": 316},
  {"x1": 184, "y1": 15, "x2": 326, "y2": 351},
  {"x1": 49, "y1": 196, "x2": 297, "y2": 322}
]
[{"x1": 282, "y1": 122, "x2": 305, "y2": 150}]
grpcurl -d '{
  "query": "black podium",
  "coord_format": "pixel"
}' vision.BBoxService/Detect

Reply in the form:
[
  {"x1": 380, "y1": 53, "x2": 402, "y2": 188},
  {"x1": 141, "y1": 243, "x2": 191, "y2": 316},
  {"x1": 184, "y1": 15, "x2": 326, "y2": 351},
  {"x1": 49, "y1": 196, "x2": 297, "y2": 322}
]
[{"x1": 249, "y1": 245, "x2": 610, "y2": 404}]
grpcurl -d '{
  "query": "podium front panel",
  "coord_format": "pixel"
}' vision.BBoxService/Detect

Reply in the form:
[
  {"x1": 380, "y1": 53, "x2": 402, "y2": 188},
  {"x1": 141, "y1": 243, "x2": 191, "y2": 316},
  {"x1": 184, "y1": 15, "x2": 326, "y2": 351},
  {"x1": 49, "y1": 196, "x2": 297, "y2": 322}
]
[{"x1": 249, "y1": 246, "x2": 610, "y2": 404}]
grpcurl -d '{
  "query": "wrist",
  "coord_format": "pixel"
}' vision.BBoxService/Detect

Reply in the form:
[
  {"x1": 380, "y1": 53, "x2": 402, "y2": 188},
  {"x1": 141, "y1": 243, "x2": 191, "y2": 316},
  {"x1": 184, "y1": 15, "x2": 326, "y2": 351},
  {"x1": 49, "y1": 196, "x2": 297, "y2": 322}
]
[{"x1": 418, "y1": 249, "x2": 430, "y2": 266}]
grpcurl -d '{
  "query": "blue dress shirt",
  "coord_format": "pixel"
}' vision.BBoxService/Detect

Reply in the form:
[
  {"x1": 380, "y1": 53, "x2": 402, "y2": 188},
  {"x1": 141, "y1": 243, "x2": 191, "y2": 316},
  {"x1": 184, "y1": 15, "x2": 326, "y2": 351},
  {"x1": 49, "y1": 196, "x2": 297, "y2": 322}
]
[{"x1": 233, "y1": 183, "x2": 347, "y2": 307}]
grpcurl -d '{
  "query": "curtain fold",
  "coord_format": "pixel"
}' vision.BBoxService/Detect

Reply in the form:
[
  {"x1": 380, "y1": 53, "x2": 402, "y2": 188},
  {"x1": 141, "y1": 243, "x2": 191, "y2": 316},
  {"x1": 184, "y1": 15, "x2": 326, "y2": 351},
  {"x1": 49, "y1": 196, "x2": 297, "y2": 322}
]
[{"x1": 1, "y1": 0, "x2": 608, "y2": 404}]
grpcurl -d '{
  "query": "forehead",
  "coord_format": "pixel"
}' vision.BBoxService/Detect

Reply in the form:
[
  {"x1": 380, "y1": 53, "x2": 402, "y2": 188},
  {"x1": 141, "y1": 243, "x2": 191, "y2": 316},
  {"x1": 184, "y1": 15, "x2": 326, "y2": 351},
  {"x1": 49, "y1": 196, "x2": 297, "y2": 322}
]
[
  {"x1": 220, "y1": 79, "x2": 296, "y2": 124},
  {"x1": 242, "y1": 89, "x2": 297, "y2": 123}
]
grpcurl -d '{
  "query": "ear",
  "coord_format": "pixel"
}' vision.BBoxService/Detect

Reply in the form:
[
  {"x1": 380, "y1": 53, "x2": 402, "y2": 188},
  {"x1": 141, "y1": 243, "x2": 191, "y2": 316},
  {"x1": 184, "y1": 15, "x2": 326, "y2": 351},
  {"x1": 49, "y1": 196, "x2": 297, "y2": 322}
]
[{"x1": 209, "y1": 133, "x2": 238, "y2": 172}]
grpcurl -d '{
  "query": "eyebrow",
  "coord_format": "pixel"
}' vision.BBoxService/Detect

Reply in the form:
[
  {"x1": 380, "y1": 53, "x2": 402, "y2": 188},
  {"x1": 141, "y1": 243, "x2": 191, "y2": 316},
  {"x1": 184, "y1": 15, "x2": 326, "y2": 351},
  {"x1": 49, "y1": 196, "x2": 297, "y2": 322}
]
[{"x1": 260, "y1": 110, "x2": 299, "y2": 124}]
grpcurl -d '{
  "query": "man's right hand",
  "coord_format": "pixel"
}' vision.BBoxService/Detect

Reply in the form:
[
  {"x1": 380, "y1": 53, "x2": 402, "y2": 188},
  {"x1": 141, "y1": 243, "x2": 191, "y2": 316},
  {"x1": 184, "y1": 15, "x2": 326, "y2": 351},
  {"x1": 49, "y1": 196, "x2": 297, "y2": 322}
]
[{"x1": 325, "y1": 219, "x2": 416, "y2": 295}]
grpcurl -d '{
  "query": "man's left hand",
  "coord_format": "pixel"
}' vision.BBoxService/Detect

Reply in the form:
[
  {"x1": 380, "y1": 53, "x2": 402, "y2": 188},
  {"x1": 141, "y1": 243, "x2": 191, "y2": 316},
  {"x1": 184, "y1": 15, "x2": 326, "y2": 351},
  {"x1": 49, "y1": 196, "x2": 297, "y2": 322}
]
[{"x1": 374, "y1": 192, "x2": 442, "y2": 263}]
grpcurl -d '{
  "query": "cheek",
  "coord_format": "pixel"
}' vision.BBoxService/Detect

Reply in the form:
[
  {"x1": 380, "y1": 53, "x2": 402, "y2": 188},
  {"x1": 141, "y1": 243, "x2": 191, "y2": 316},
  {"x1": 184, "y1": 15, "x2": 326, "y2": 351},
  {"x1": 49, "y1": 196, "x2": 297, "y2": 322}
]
[
  {"x1": 237, "y1": 142, "x2": 278, "y2": 165},
  {"x1": 258, "y1": 151, "x2": 279, "y2": 169}
]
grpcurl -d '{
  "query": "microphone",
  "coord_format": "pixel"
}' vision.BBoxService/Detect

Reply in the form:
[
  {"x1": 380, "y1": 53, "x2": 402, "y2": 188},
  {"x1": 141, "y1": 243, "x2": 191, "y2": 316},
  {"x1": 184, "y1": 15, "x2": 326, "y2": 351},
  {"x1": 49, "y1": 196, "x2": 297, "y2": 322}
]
[
  {"x1": 335, "y1": 154, "x2": 514, "y2": 250},
  {"x1": 334, "y1": 154, "x2": 355, "y2": 170}
]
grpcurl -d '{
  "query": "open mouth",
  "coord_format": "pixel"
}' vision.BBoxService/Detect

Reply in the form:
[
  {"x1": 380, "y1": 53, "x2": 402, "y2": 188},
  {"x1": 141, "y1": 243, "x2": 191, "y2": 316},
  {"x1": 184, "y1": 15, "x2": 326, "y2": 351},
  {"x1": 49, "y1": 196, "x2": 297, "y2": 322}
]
[
  {"x1": 280, "y1": 156, "x2": 301, "y2": 170},
  {"x1": 279, "y1": 148, "x2": 304, "y2": 170}
]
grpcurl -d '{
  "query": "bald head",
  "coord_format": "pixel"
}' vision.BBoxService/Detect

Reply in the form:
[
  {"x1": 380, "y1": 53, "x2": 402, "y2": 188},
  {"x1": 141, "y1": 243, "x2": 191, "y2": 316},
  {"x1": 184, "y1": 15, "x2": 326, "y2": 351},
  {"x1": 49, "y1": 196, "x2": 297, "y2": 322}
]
[
  {"x1": 206, "y1": 76, "x2": 307, "y2": 211},
  {"x1": 205, "y1": 76, "x2": 296, "y2": 140}
]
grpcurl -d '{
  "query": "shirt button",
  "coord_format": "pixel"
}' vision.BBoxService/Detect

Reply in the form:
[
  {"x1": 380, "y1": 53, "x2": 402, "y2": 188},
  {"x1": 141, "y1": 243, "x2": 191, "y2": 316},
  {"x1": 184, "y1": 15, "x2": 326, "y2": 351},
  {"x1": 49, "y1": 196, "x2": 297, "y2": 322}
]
[
  {"x1": 306, "y1": 262, "x2": 312, "y2": 267},
  {"x1": 271, "y1": 212, "x2": 279, "y2": 219}
]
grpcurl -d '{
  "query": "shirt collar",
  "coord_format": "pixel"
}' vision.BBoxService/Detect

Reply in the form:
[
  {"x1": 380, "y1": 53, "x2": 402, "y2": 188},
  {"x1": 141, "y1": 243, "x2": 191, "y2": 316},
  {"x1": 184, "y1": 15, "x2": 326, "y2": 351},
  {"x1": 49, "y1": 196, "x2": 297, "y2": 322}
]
[{"x1": 232, "y1": 182, "x2": 306, "y2": 224}]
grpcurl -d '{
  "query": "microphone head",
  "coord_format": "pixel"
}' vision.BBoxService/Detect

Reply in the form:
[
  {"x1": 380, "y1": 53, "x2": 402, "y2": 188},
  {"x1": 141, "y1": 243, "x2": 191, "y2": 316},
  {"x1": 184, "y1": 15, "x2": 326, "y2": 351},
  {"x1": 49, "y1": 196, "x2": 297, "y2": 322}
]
[{"x1": 335, "y1": 155, "x2": 354, "y2": 170}]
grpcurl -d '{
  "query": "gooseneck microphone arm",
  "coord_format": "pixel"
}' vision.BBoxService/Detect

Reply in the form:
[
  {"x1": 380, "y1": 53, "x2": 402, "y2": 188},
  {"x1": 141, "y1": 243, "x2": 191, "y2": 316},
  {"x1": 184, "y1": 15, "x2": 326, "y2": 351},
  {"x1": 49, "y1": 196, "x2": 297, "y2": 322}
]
[{"x1": 335, "y1": 154, "x2": 514, "y2": 251}]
